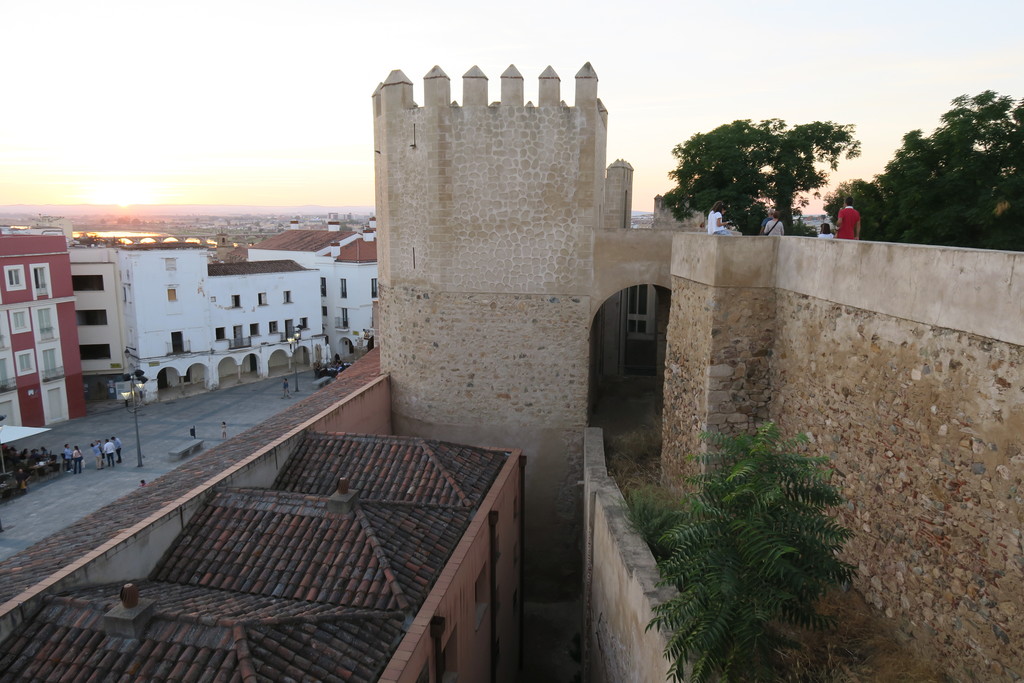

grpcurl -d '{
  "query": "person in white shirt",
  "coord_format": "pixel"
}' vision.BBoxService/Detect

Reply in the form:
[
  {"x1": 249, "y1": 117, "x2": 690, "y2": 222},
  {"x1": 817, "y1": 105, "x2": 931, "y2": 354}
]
[
  {"x1": 818, "y1": 222, "x2": 835, "y2": 239},
  {"x1": 706, "y1": 201, "x2": 735, "y2": 236}
]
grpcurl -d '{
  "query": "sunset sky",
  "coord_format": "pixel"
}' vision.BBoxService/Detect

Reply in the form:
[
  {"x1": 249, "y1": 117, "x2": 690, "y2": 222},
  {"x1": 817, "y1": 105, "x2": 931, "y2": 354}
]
[{"x1": 3, "y1": 0, "x2": 1023, "y2": 212}]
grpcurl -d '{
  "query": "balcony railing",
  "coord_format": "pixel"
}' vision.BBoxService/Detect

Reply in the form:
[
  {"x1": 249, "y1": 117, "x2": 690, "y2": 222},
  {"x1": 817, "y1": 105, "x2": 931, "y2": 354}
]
[
  {"x1": 41, "y1": 365, "x2": 64, "y2": 382},
  {"x1": 228, "y1": 336, "x2": 251, "y2": 349},
  {"x1": 38, "y1": 326, "x2": 55, "y2": 340},
  {"x1": 34, "y1": 285, "x2": 49, "y2": 297},
  {"x1": 0, "y1": 379, "x2": 15, "y2": 393},
  {"x1": 167, "y1": 341, "x2": 192, "y2": 355},
  {"x1": 0, "y1": 334, "x2": 6, "y2": 350}
]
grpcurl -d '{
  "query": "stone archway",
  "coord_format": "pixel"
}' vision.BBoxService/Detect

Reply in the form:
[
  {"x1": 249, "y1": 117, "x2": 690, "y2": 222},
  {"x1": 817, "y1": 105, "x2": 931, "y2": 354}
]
[
  {"x1": 240, "y1": 353, "x2": 260, "y2": 382},
  {"x1": 217, "y1": 357, "x2": 239, "y2": 385},
  {"x1": 267, "y1": 349, "x2": 290, "y2": 375},
  {"x1": 587, "y1": 283, "x2": 669, "y2": 432}
]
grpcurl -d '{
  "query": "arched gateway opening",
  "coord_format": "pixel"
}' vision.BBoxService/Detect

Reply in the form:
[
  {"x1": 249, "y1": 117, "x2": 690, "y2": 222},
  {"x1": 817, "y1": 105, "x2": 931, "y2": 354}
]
[{"x1": 588, "y1": 283, "x2": 670, "y2": 435}]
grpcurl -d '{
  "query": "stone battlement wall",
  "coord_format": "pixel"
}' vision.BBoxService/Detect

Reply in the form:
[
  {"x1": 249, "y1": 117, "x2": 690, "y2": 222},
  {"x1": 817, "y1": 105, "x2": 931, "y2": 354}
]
[{"x1": 664, "y1": 234, "x2": 1024, "y2": 679}]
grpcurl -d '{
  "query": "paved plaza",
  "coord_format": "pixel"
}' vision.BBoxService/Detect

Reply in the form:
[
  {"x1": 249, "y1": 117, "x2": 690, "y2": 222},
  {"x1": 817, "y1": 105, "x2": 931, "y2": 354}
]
[{"x1": 0, "y1": 370, "x2": 315, "y2": 561}]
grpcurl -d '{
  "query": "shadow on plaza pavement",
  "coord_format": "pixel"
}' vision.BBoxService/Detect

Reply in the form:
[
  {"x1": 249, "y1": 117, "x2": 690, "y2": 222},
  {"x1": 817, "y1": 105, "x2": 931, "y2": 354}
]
[{"x1": 0, "y1": 369, "x2": 316, "y2": 561}]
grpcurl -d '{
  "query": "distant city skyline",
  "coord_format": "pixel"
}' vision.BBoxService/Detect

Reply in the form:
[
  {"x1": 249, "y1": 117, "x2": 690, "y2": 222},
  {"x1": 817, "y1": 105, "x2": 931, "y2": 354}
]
[{"x1": 3, "y1": 0, "x2": 1022, "y2": 213}]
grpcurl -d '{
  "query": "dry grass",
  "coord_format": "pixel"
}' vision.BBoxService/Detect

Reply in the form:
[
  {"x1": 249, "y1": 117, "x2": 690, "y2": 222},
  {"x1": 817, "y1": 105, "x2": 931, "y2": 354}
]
[
  {"x1": 604, "y1": 426, "x2": 663, "y2": 494},
  {"x1": 773, "y1": 589, "x2": 946, "y2": 682}
]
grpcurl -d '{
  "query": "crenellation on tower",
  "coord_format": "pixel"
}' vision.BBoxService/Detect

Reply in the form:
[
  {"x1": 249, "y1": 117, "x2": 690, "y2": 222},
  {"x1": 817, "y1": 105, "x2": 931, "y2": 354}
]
[
  {"x1": 501, "y1": 64, "x2": 524, "y2": 106},
  {"x1": 538, "y1": 65, "x2": 561, "y2": 107},
  {"x1": 381, "y1": 70, "x2": 415, "y2": 113},
  {"x1": 574, "y1": 62, "x2": 598, "y2": 106},
  {"x1": 463, "y1": 65, "x2": 489, "y2": 106},
  {"x1": 423, "y1": 65, "x2": 451, "y2": 107}
]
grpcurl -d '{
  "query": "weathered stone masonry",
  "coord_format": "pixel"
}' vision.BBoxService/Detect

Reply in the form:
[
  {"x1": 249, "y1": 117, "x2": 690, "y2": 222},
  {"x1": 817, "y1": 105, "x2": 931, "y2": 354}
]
[{"x1": 664, "y1": 234, "x2": 1024, "y2": 680}]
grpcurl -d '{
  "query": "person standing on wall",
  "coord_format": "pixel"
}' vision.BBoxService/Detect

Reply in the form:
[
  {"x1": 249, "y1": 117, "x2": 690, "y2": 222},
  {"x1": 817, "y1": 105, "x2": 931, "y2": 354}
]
[
  {"x1": 836, "y1": 196, "x2": 861, "y2": 240},
  {"x1": 760, "y1": 210, "x2": 785, "y2": 236}
]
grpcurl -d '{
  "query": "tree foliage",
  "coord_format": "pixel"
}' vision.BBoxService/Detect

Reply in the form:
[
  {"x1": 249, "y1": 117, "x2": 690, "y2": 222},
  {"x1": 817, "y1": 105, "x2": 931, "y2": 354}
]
[
  {"x1": 871, "y1": 91, "x2": 1024, "y2": 250},
  {"x1": 650, "y1": 423, "x2": 855, "y2": 682},
  {"x1": 663, "y1": 119, "x2": 860, "y2": 234}
]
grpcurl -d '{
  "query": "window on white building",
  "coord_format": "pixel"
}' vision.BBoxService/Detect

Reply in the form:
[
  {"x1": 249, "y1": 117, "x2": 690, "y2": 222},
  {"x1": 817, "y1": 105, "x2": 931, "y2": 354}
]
[
  {"x1": 258, "y1": 292, "x2": 268, "y2": 306},
  {"x1": 10, "y1": 310, "x2": 29, "y2": 333},
  {"x1": 32, "y1": 265, "x2": 50, "y2": 295},
  {"x1": 250, "y1": 323, "x2": 259, "y2": 336},
  {"x1": 167, "y1": 288, "x2": 177, "y2": 302},
  {"x1": 80, "y1": 344, "x2": 111, "y2": 360},
  {"x1": 36, "y1": 308, "x2": 54, "y2": 339},
  {"x1": 4, "y1": 266, "x2": 24, "y2": 291},
  {"x1": 231, "y1": 294, "x2": 241, "y2": 308},
  {"x1": 283, "y1": 290, "x2": 292, "y2": 304},
  {"x1": 76, "y1": 309, "x2": 108, "y2": 325},
  {"x1": 340, "y1": 308, "x2": 349, "y2": 329},
  {"x1": 339, "y1": 279, "x2": 348, "y2": 298},
  {"x1": 16, "y1": 351, "x2": 34, "y2": 375},
  {"x1": 320, "y1": 277, "x2": 327, "y2": 297},
  {"x1": 215, "y1": 327, "x2": 226, "y2": 340},
  {"x1": 269, "y1": 321, "x2": 279, "y2": 334},
  {"x1": 41, "y1": 348, "x2": 58, "y2": 378},
  {"x1": 371, "y1": 278, "x2": 378, "y2": 298},
  {"x1": 164, "y1": 258, "x2": 177, "y2": 271},
  {"x1": 72, "y1": 274, "x2": 104, "y2": 291}
]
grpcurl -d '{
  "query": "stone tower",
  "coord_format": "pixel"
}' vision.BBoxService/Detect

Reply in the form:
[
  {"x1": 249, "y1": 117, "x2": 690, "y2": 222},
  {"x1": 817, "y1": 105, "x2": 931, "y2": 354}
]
[{"x1": 373, "y1": 63, "x2": 628, "y2": 589}]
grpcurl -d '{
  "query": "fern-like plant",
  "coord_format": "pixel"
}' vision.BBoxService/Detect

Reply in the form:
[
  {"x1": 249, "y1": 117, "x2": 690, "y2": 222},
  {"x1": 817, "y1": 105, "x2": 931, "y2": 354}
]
[{"x1": 650, "y1": 422, "x2": 855, "y2": 682}]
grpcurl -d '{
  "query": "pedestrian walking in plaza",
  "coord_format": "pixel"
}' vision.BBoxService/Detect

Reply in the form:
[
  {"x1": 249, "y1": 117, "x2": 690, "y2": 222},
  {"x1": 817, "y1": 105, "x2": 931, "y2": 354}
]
[
  {"x1": 113, "y1": 436, "x2": 123, "y2": 463},
  {"x1": 14, "y1": 468, "x2": 29, "y2": 492},
  {"x1": 72, "y1": 445, "x2": 83, "y2": 474},
  {"x1": 62, "y1": 444, "x2": 73, "y2": 473},
  {"x1": 282, "y1": 378, "x2": 290, "y2": 399},
  {"x1": 91, "y1": 442, "x2": 104, "y2": 470},
  {"x1": 103, "y1": 438, "x2": 116, "y2": 468},
  {"x1": 221, "y1": 421, "x2": 228, "y2": 439}
]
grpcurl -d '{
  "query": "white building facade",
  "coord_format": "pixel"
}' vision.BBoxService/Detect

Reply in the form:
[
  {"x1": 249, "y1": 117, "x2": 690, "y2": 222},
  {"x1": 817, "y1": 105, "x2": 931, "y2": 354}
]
[
  {"x1": 248, "y1": 227, "x2": 378, "y2": 359},
  {"x1": 119, "y1": 245, "x2": 325, "y2": 394}
]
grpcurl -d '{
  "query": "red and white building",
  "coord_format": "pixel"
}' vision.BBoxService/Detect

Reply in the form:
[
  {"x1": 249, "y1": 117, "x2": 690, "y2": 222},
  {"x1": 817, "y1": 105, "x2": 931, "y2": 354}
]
[{"x1": 0, "y1": 234, "x2": 85, "y2": 426}]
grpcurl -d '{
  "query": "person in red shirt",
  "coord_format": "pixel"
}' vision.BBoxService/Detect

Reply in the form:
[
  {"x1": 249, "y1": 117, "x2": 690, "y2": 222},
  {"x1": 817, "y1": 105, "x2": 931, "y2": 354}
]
[{"x1": 836, "y1": 196, "x2": 861, "y2": 240}]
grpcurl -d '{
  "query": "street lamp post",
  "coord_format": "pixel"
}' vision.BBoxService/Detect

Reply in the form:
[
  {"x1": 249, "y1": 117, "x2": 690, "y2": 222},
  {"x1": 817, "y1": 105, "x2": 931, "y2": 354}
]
[
  {"x1": 119, "y1": 370, "x2": 148, "y2": 467},
  {"x1": 288, "y1": 327, "x2": 303, "y2": 393}
]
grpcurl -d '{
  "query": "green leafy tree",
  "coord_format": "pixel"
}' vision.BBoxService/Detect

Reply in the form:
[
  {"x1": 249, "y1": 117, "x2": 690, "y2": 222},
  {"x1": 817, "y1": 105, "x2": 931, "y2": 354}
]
[
  {"x1": 663, "y1": 120, "x2": 860, "y2": 234},
  {"x1": 823, "y1": 179, "x2": 886, "y2": 240},
  {"x1": 873, "y1": 91, "x2": 1024, "y2": 250},
  {"x1": 650, "y1": 423, "x2": 855, "y2": 682}
]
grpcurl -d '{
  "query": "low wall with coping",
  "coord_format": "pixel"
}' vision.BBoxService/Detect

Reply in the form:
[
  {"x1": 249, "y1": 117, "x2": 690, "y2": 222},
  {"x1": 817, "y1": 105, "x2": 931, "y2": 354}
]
[{"x1": 583, "y1": 427, "x2": 675, "y2": 683}]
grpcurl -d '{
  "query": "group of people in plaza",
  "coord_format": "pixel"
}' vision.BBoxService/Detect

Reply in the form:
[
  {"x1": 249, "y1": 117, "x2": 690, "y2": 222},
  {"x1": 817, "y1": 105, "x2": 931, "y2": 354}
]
[
  {"x1": 1, "y1": 436, "x2": 126, "y2": 496},
  {"x1": 705, "y1": 196, "x2": 862, "y2": 239},
  {"x1": 61, "y1": 437, "x2": 123, "y2": 474}
]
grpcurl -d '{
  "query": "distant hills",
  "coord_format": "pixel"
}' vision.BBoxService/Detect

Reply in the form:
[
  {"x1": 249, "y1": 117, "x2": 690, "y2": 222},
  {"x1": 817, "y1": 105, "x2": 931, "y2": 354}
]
[{"x1": 0, "y1": 204, "x2": 376, "y2": 217}]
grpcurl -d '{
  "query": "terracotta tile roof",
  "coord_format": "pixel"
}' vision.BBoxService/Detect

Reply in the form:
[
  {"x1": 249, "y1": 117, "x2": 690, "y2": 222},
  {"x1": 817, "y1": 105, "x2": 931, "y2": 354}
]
[
  {"x1": 0, "y1": 590, "x2": 404, "y2": 682},
  {"x1": 336, "y1": 238, "x2": 377, "y2": 263},
  {"x1": 250, "y1": 229, "x2": 355, "y2": 253},
  {"x1": 207, "y1": 259, "x2": 308, "y2": 276},
  {"x1": 275, "y1": 432, "x2": 505, "y2": 506},
  {"x1": 0, "y1": 349, "x2": 515, "y2": 681}
]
